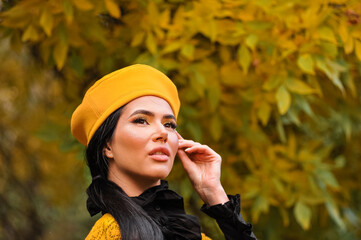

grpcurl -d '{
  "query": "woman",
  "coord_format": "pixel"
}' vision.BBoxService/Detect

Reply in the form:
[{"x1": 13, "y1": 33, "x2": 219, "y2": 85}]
[{"x1": 71, "y1": 64, "x2": 256, "y2": 240}]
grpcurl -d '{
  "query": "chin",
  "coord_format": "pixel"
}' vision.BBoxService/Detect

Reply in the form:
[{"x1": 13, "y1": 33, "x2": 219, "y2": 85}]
[{"x1": 148, "y1": 169, "x2": 172, "y2": 180}]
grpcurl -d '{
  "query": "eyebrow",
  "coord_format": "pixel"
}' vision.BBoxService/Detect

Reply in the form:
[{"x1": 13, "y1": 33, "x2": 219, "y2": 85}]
[{"x1": 128, "y1": 109, "x2": 176, "y2": 120}]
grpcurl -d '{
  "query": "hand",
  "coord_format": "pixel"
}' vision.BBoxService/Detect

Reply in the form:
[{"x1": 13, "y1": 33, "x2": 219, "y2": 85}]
[{"x1": 176, "y1": 131, "x2": 229, "y2": 205}]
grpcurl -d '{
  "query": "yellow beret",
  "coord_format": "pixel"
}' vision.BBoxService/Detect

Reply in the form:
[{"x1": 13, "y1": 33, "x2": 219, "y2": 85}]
[{"x1": 71, "y1": 64, "x2": 180, "y2": 146}]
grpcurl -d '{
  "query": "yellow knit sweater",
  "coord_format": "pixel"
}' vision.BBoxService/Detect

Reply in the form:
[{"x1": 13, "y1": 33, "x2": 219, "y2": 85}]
[{"x1": 85, "y1": 213, "x2": 212, "y2": 240}]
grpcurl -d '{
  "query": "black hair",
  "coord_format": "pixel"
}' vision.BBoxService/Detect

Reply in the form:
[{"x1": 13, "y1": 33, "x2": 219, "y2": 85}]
[{"x1": 85, "y1": 107, "x2": 164, "y2": 240}]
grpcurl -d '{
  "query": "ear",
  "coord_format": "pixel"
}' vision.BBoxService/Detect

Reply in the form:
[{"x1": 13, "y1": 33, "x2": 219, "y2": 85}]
[{"x1": 103, "y1": 143, "x2": 114, "y2": 159}]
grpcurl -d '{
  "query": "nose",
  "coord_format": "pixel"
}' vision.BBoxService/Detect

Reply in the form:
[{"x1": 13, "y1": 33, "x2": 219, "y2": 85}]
[{"x1": 152, "y1": 123, "x2": 168, "y2": 143}]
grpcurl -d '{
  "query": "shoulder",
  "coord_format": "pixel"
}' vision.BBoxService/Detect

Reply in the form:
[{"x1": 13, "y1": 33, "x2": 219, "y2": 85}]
[{"x1": 85, "y1": 213, "x2": 121, "y2": 240}]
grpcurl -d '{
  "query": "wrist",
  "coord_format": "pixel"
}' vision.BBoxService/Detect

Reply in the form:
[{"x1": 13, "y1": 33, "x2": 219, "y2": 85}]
[{"x1": 196, "y1": 184, "x2": 229, "y2": 206}]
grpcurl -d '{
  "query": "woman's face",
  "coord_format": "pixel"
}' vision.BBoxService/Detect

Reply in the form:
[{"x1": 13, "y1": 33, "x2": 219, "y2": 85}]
[{"x1": 104, "y1": 96, "x2": 179, "y2": 191}]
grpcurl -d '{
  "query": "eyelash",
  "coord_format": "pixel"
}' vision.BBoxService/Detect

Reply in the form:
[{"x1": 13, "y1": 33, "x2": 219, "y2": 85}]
[
  {"x1": 132, "y1": 118, "x2": 147, "y2": 124},
  {"x1": 165, "y1": 122, "x2": 177, "y2": 129},
  {"x1": 132, "y1": 118, "x2": 177, "y2": 129}
]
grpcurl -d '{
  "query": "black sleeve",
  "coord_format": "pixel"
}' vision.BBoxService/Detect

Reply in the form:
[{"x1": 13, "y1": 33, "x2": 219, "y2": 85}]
[{"x1": 201, "y1": 194, "x2": 257, "y2": 240}]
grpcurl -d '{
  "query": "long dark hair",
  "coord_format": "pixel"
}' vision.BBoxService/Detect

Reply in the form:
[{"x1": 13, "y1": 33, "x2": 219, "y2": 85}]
[{"x1": 85, "y1": 107, "x2": 164, "y2": 240}]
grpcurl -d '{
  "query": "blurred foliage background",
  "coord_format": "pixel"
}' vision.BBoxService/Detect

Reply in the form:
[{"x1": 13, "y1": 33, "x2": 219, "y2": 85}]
[{"x1": 0, "y1": 0, "x2": 361, "y2": 239}]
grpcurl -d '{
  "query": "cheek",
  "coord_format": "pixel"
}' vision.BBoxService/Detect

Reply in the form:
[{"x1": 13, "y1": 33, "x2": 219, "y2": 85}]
[
  {"x1": 168, "y1": 133, "x2": 179, "y2": 154},
  {"x1": 115, "y1": 128, "x2": 148, "y2": 152}
]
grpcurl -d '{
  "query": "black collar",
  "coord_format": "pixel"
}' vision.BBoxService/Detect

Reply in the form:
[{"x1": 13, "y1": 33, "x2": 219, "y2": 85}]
[{"x1": 132, "y1": 180, "x2": 202, "y2": 240}]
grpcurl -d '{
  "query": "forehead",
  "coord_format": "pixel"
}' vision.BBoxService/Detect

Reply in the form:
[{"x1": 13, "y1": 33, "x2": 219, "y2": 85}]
[{"x1": 123, "y1": 96, "x2": 174, "y2": 115}]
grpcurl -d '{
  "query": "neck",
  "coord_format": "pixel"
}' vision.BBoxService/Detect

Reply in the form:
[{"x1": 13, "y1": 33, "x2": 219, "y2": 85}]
[{"x1": 107, "y1": 171, "x2": 161, "y2": 196}]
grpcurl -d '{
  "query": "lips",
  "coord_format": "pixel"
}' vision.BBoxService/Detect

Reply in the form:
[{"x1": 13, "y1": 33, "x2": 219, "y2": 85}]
[{"x1": 149, "y1": 147, "x2": 170, "y2": 161}]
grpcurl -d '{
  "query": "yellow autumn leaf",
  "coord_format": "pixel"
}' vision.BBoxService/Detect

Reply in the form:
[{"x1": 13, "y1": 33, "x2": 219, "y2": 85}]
[
  {"x1": 210, "y1": 115, "x2": 222, "y2": 141},
  {"x1": 220, "y1": 62, "x2": 244, "y2": 87},
  {"x1": 315, "y1": 58, "x2": 345, "y2": 94},
  {"x1": 345, "y1": 74, "x2": 357, "y2": 98},
  {"x1": 159, "y1": 9, "x2": 170, "y2": 29},
  {"x1": 181, "y1": 43, "x2": 195, "y2": 59},
  {"x1": 53, "y1": 41, "x2": 68, "y2": 70},
  {"x1": 131, "y1": 31, "x2": 145, "y2": 47},
  {"x1": 317, "y1": 26, "x2": 337, "y2": 44},
  {"x1": 262, "y1": 75, "x2": 283, "y2": 91},
  {"x1": 21, "y1": 25, "x2": 39, "y2": 42},
  {"x1": 219, "y1": 45, "x2": 231, "y2": 63},
  {"x1": 338, "y1": 22, "x2": 348, "y2": 44},
  {"x1": 245, "y1": 34, "x2": 258, "y2": 51},
  {"x1": 10, "y1": 32, "x2": 22, "y2": 52},
  {"x1": 62, "y1": 0, "x2": 74, "y2": 23},
  {"x1": 279, "y1": 207, "x2": 290, "y2": 227},
  {"x1": 294, "y1": 201, "x2": 312, "y2": 230},
  {"x1": 344, "y1": 36, "x2": 354, "y2": 54},
  {"x1": 237, "y1": 44, "x2": 251, "y2": 74},
  {"x1": 276, "y1": 85, "x2": 291, "y2": 115},
  {"x1": 146, "y1": 32, "x2": 157, "y2": 55},
  {"x1": 286, "y1": 78, "x2": 315, "y2": 95},
  {"x1": 257, "y1": 101, "x2": 271, "y2": 126},
  {"x1": 147, "y1": 1, "x2": 159, "y2": 22},
  {"x1": 39, "y1": 9, "x2": 54, "y2": 36},
  {"x1": 355, "y1": 40, "x2": 361, "y2": 62},
  {"x1": 207, "y1": 85, "x2": 221, "y2": 112},
  {"x1": 105, "y1": 0, "x2": 121, "y2": 19},
  {"x1": 351, "y1": 30, "x2": 361, "y2": 39},
  {"x1": 73, "y1": 0, "x2": 94, "y2": 11},
  {"x1": 297, "y1": 54, "x2": 315, "y2": 75},
  {"x1": 161, "y1": 41, "x2": 183, "y2": 54}
]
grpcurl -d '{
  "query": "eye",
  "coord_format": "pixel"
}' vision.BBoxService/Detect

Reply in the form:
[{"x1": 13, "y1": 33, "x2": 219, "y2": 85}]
[
  {"x1": 164, "y1": 122, "x2": 177, "y2": 129},
  {"x1": 132, "y1": 117, "x2": 148, "y2": 125}
]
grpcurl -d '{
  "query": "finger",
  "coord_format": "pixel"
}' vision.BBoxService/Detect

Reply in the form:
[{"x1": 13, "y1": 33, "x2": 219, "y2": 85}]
[
  {"x1": 178, "y1": 140, "x2": 201, "y2": 150},
  {"x1": 177, "y1": 149, "x2": 192, "y2": 166},
  {"x1": 184, "y1": 145, "x2": 221, "y2": 159},
  {"x1": 177, "y1": 149, "x2": 196, "y2": 171},
  {"x1": 177, "y1": 149, "x2": 188, "y2": 159},
  {"x1": 183, "y1": 145, "x2": 209, "y2": 154},
  {"x1": 176, "y1": 130, "x2": 184, "y2": 140}
]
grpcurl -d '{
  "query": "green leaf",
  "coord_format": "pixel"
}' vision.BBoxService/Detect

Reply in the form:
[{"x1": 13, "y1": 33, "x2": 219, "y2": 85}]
[
  {"x1": 325, "y1": 199, "x2": 346, "y2": 230},
  {"x1": 294, "y1": 201, "x2": 312, "y2": 230},
  {"x1": 69, "y1": 53, "x2": 84, "y2": 76},
  {"x1": 317, "y1": 170, "x2": 340, "y2": 189}
]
